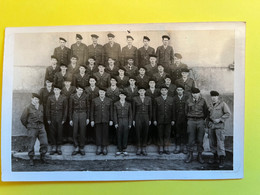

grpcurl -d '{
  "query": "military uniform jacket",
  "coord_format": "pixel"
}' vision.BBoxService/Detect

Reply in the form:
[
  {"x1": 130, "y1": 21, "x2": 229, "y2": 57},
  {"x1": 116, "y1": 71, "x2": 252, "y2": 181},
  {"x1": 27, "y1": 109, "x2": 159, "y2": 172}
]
[
  {"x1": 54, "y1": 46, "x2": 71, "y2": 65},
  {"x1": 121, "y1": 45, "x2": 138, "y2": 66},
  {"x1": 67, "y1": 63, "x2": 80, "y2": 78},
  {"x1": 54, "y1": 71, "x2": 73, "y2": 88},
  {"x1": 39, "y1": 87, "x2": 54, "y2": 108},
  {"x1": 106, "y1": 87, "x2": 120, "y2": 103},
  {"x1": 138, "y1": 46, "x2": 155, "y2": 67},
  {"x1": 156, "y1": 45, "x2": 174, "y2": 68},
  {"x1": 173, "y1": 94, "x2": 189, "y2": 121},
  {"x1": 116, "y1": 75, "x2": 129, "y2": 89},
  {"x1": 105, "y1": 65, "x2": 119, "y2": 77},
  {"x1": 135, "y1": 74, "x2": 150, "y2": 89},
  {"x1": 61, "y1": 86, "x2": 76, "y2": 99},
  {"x1": 123, "y1": 65, "x2": 138, "y2": 77},
  {"x1": 113, "y1": 101, "x2": 132, "y2": 126},
  {"x1": 87, "y1": 44, "x2": 104, "y2": 65},
  {"x1": 167, "y1": 83, "x2": 177, "y2": 97},
  {"x1": 44, "y1": 65, "x2": 60, "y2": 83},
  {"x1": 73, "y1": 73, "x2": 90, "y2": 88},
  {"x1": 146, "y1": 88, "x2": 161, "y2": 103},
  {"x1": 103, "y1": 42, "x2": 121, "y2": 64},
  {"x1": 69, "y1": 92, "x2": 90, "y2": 121},
  {"x1": 145, "y1": 64, "x2": 158, "y2": 77},
  {"x1": 71, "y1": 43, "x2": 88, "y2": 65},
  {"x1": 85, "y1": 86, "x2": 99, "y2": 103},
  {"x1": 185, "y1": 97, "x2": 208, "y2": 119},
  {"x1": 170, "y1": 63, "x2": 188, "y2": 83},
  {"x1": 86, "y1": 65, "x2": 98, "y2": 77},
  {"x1": 124, "y1": 86, "x2": 139, "y2": 102},
  {"x1": 154, "y1": 72, "x2": 167, "y2": 88},
  {"x1": 133, "y1": 96, "x2": 152, "y2": 121},
  {"x1": 20, "y1": 104, "x2": 44, "y2": 129},
  {"x1": 91, "y1": 97, "x2": 113, "y2": 123},
  {"x1": 154, "y1": 96, "x2": 175, "y2": 124},
  {"x1": 175, "y1": 77, "x2": 195, "y2": 94},
  {"x1": 93, "y1": 71, "x2": 111, "y2": 88},
  {"x1": 46, "y1": 94, "x2": 68, "y2": 121}
]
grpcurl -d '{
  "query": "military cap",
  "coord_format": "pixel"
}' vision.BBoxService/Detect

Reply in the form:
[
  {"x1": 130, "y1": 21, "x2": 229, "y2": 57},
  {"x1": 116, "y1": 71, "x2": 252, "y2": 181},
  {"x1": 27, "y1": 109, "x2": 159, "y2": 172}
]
[
  {"x1": 139, "y1": 67, "x2": 147, "y2": 71},
  {"x1": 181, "y1": 68, "x2": 189, "y2": 72},
  {"x1": 71, "y1": 55, "x2": 79, "y2": 60},
  {"x1": 76, "y1": 34, "x2": 83, "y2": 40},
  {"x1": 176, "y1": 85, "x2": 184, "y2": 90},
  {"x1": 64, "y1": 77, "x2": 72, "y2": 82},
  {"x1": 119, "y1": 90, "x2": 127, "y2": 96},
  {"x1": 53, "y1": 84, "x2": 62, "y2": 90},
  {"x1": 162, "y1": 35, "x2": 170, "y2": 40},
  {"x1": 118, "y1": 66, "x2": 126, "y2": 71},
  {"x1": 32, "y1": 93, "x2": 41, "y2": 100},
  {"x1": 89, "y1": 76, "x2": 97, "y2": 81},
  {"x1": 157, "y1": 64, "x2": 164, "y2": 68},
  {"x1": 174, "y1": 53, "x2": 182, "y2": 59},
  {"x1": 191, "y1": 87, "x2": 200, "y2": 94},
  {"x1": 148, "y1": 77, "x2": 156, "y2": 82},
  {"x1": 138, "y1": 86, "x2": 146, "y2": 91},
  {"x1": 88, "y1": 56, "x2": 96, "y2": 60},
  {"x1": 165, "y1": 74, "x2": 171, "y2": 79},
  {"x1": 59, "y1": 37, "x2": 67, "y2": 42},
  {"x1": 46, "y1": 77, "x2": 54, "y2": 83},
  {"x1": 149, "y1": 54, "x2": 157, "y2": 58},
  {"x1": 160, "y1": 84, "x2": 169, "y2": 90},
  {"x1": 143, "y1": 36, "x2": 150, "y2": 41},
  {"x1": 79, "y1": 64, "x2": 87, "y2": 69},
  {"x1": 126, "y1": 35, "x2": 134, "y2": 40},
  {"x1": 51, "y1": 55, "x2": 58, "y2": 61},
  {"x1": 110, "y1": 76, "x2": 117, "y2": 81},
  {"x1": 60, "y1": 63, "x2": 67, "y2": 67},
  {"x1": 76, "y1": 84, "x2": 84, "y2": 90},
  {"x1": 98, "y1": 63, "x2": 106, "y2": 67},
  {"x1": 91, "y1": 34, "x2": 99, "y2": 38},
  {"x1": 129, "y1": 76, "x2": 136, "y2": 81},
  {"x1": 210, "y1": 90, "x2": 219, "y2": 96},
  {"x1": 99, "y1": 86, "x2": 107, "y2": 92},
  {"x1": 107, "y1": 33, "x2": 115, "y2": 38}
]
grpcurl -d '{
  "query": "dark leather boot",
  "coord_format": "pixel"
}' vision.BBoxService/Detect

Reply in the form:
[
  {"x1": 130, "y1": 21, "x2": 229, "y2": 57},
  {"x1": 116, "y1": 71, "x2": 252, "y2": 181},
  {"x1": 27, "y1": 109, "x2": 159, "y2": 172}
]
[
  {"x1": 158, "y1": 146, "x2": 163, "y2": 155},
  {"x1": 103, "y1": 146, "x2": 108, "y2": 155},
  {"x1": 164, "y1": 146, "x2": 170, "y2": 155},
  {"x1": 57, "y1": 145, "x2": 62, "y2": 155},
  {"x1": 142, "y1": 147, "x2": 148, "y2": 156},
  {"x1": 219, "y1": 155, "x2": 225, "y2": 168},
  {"x1": 173, "y1": 145, "x2": 181, "y2": 154},
  {"x1": 208, "y1": 153, "x2": 218, "y2": 164},
  {"x1": 197, "y1": 152, "x2": 205, "y2": 164},
  {"x1": 29, "y1": 156, "x2": 34, "y2": 166},
  {"x1": 72, "y1": 146, "x2": 79, "y2": 155},
  {"x1": 185, "y1": 151, "x2": 193, "y2": 163},
  {"x1": 96, "y1": 146, "x2": 102, "y2": 155},
  {"x1": 50, "y1": 145, "x2": 56, "y2": 155},
  {"x1": 40, "y1": 154, "x2": 47, "y2": 163}
]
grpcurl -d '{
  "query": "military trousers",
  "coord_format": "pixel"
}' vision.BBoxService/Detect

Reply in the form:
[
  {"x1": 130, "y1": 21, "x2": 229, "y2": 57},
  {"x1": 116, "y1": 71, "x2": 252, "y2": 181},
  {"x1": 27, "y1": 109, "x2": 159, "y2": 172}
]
[
  {"x1": 49, "y1": 114, "x2": 63, "y2": 146},
  {"x1": 72, "y1": 112, "x2": 87, "y2": 148},
  {"x1": 187, "y1": 118, "x2": 205, "y2": 152},
  {"x1": 208, "y1": 127, "x2": 226, "y2": 156},
  {"x1": 116, "y1": 118, "x2": 129, "y2": 151},
  {"x1": 95, "y1": 123, "x2": 109, "y2": 146},
  {"x1": 157, "y1": 123, "x2": 171, "y2": 147},
  {"x1": 175, "y1": 118, "x2": 188, "y2": 145},
  {"x1": 135, "y1": 113, "x2": 149, "y2": 147},
  {"x1": 27, "y1": 124, "x2": 48, "y2": 157}
]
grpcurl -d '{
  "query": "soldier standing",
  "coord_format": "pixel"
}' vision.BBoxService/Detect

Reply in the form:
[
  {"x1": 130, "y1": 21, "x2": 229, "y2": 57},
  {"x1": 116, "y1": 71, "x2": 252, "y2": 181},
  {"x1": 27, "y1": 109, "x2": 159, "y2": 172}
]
[
  {"x1": 207, "y1": 91, "x2": 231, "y2": 168},
  {"x1": 105, "y1": 57, "x2": 119, "y2": 77},
  {"x1": 121, "y1": 35, "x2": 138, "y2": 66},
  {"x1": 87, "y1": 34, "x2": 104, "y2": 65},
  {"x1": 116, "y1": 67, "x2": 129, "y2": 89},
  {"x1": 71, "y1": 34, "x2": 88, "y2": 66},
  {"x1": 86, "y1": 56, "x2": 98, "y2": 77},
  {"x1": 123, "y1": 57, "x2": 138, "y2": 78},
  {"x1": 138, "y1": 36, "x2": 155, "y2": 68},
  {"x1": 73, "y1": 64, "x2": 89, "y2": 88},
  {"x1": 20, "y1": 93, "x2": 48, "y2": 166},
  {"x1": 175, "y1": 68, "x2": 195, "y2": 95},
  {"x1": 44, "y1": 55, "x2": 60, "y2": 84},
  {"x1": 135, "y1": 67, "x2": 150, "y2": 89},
  {"x1": 54, "y1": 37, "x2": 71, "y2": 66},
  {"x1": 153, "y1": 85, "x2": 175, "y2": 154},
  {"x1": 145, "y1": 54, "x2": 158, "y2": 77},
  {"x1": 103, "y1": 33, "x2": 121, "y2": 66},
  {"x1": 67, "y1": 55, "x2": 80, "y2": 80},
  {"x1": 54, "y1": 63, "x2": 72, "y2": 89},
  {"x1": 164, "y1": 75, "x2": 176, "y2": 97},
  {"x1": 46, "y1": 84, "x2": 68, "y2": 155},
  {"x1": 93, "y1": 64, "x2": 111, "y2": 88},
  {"x1": 170, "y1": 53, "x2": 188, "y2": 83},
  {"x1": 154, "y1": 64, "x2": 167, "y2": 88}
]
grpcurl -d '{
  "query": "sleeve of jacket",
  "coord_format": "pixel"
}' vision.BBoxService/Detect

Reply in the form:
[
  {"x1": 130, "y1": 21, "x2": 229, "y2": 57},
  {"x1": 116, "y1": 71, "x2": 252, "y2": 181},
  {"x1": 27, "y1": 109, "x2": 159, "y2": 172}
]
[
  {"x1": 90, "y1": 98, "x2": 95, "y2": 122},
  {"x1": 134, "y1": 48, "x2": 138, "y2": 66},
  {"x1": 172, "y1": 98, "x2": 176, "y2": 121},
  {"x1": 69, "y1": 94, "x2": 74, "y2": 121},
  {"x1": 148, "y1": 97, "x2": 152, "y2": 121},
  {"x1": 109, "y1": 99, "x2": 113, "y2": 121},
  {"x1": 170, "y1": 47, "x2": 174, "y2": 65},
  {"x1": 128, "y1": 103, "x2": 133, "y2": 126},
  {"x1": 62, "y1": 96, "x2": 68, "y2": 121},
  {"x1": 185, "y1": 100, "x2": 189, "y2": 117},
  {"x1": 203, "y1": 100, "x2": 209, "y2": 119},
  {"x1": 153, "y1": 99, "x2": 157, "y2": 121},
  {"x1": 20, "y1": 106, "x2": 29, "y2": 128},
  {"x1": 155, "y1": 47, "x2": 160, "y2": 61},
  {"x1": 132, "y1": 98, "x2": 136, "y2": 121},
  {"x1": 113, "y1": 103, "x2": 118, "y2": 125},
  {"x1": 101, "y1": 46, "x2": 105, "y2": 65},
  {"x1": 46, "y1": 97, "x2": 51, "y2": 121},
  {"x1": 86, "y1": 95, "x2": 90, "y2": 120},
  {"x1": 220, "y1": 102, "x2": 231, "y2": 122},
  {"x1": 67, "y1": 48, "x2": 71, "y2": 65},
  {"x1": 84, "y1": 45, "x2": 88, "y2": 65}
]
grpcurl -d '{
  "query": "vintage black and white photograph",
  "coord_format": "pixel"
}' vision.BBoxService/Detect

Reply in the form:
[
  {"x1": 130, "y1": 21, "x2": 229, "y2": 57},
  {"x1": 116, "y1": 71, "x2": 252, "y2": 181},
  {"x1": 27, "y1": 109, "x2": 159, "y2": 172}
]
[{"x1": 1, "y1": 22, "x2": 245, "y2": 181}]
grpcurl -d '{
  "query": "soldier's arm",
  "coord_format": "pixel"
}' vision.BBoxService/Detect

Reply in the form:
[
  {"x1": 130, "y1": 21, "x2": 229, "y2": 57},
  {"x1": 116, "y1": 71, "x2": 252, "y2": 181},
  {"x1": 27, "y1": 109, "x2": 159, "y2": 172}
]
[
  {"x1": 20, "y1": 106, "x2": 29, "y2": 128},
  {"x1": 113, "y1": 104, "x2": 118, "y2": 125},
  {"x1": 101, "y1": 46, "x2": 105, "y2": 65},
  {"x1": 67, "y1": 48, "x2": 71, "y2": 65},
  {"x1": 90, "y1": 99, "x2": 95, "y2": 122},
  {"x1": 155, "y1": 47, "x2": 160, "y2": 60},
  {"x1": 109, "y1": 99, "x2": 113, "y2": 121},
  {"x1": 148, "y1": 98, "x2": 152, "y2": 121},
  {"x1": 46, "y1": 97, "x2": 51, "y2": 121},
  {"x1": 69, "y1": 95, "x2": 73, "y2": 121},
  {"x1": 62, "y1": 97, "x2": 68, "y2": 122},
  {"x1": 172, "y1": 98, "x2": 176, "y2": 121},
  {"x1": 203, "y1": 101, "x2": 209, "y2": 120},
  {"x1": 129, "y1": 103, "x2": 133, "y2": 126},
  {"x1": 132, "y1": 99, "x2": 136, "y2": 121},
  {"x1": 220, "y1": 102, "x2": 231, "y2": 122},
  {"x1": 170, "y1": 47, "x2": 174, "y2": 64},
  {"x1": 86, "y1": 95, "x2": 90, "y2": 120},
  {"x1": 153, "y1": 99, "x2": 157, "y2": 121},
  {"x1": 134, "y1": 48, "x2": 138, "y2": 66},
  {"x1": 84, "y1": 45, "x2": 88, "y2": 65}
]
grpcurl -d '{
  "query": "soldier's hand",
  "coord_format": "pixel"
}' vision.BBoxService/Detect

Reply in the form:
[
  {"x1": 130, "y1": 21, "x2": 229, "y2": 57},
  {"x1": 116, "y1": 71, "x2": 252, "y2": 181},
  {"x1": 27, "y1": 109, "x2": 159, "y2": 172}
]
[
  {"x1": 69, "y1": 120, "x2": 73, "y2": 126},
  {"x1": 115, "y1": 124, "x2": 118, "y2": 128},
  {"x1": 149, "y1": 121, "x2": 151, "y2": 126},
  {"x1": 171, "y1": 121, "x2": 175, "y2": 126},
  {"x1": 133, "y1": 121, "x2": 135, "y2": 127},
  {"x1": 91, "y1": 121, "x2": 95, "y2": 127},
  {"x1": 61, "y1": 121, "x2": 65, "y2": 125},
  {"x1": 86, "y1": 119, "x2": 90, "y2": 125},
  {"x1": 48, "y1": 120, "x2": 51, "y2": 125},
  {"x1": 153, "y1": 121, "x2": 157, "y2": 126},
  {"x1": 109, "y1": 121, "x2": 113, "y2": 126}
]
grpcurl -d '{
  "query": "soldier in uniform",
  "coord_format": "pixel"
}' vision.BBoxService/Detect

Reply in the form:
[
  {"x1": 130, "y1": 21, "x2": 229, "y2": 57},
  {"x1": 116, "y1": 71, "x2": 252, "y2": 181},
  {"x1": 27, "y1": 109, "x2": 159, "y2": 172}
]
[
  {"x1": 135, "y1": 67, "x2": 150, "y2": 89},
  {"x1": 87, "y1": 34, "x2": 104, "y2": 66},
  {"x1": 46, "y1": 84, "x2": 68, "y2": 155},
  {"x1": 173, "y1": 85, "x2": 189, "y2": 154},
  {"x1": 114, "y1": 90, "x2": 132, "y2": 156},
  {"x1": 138, "y1": 36, "x2": 155, "y2": 68},
  {"x1": 69, "y1": 84, "x2": 90, "y2": 156},
  {"x1": 170, "y1": 53, "x2": 188, "y2": 83},
  {"x1": 154, "y1": 64, "x2": 167, "y2": 88},
  {"x1": 145, "y1": 54, "x2": 158, "y2": 77},
  {"x1": 164, "y1": 75, "x2": 176, "y2": 97},
  {"x1": 116, "y1": 66, "x2": 129, "y2": 89},
  {"x1": 207, "y1": 91, "x2": 231, "y2": 168},
  {"x1": 54, "y1": 63, "x2": 73, "y2": 89},
  {"x1": 175, "y1": 68, "x2": 195, "y2": 95},
  {"x1": 67, "y1": 55, "x2": 80, "y2": 80},
  {"x1": 91, "y1": 87, "x2": 113, "y2": 155},
  {"x1": 123, "y1": 57, "x2": 138, "y2": 78},
  {"x1": 156, "y1": 35, "x2": 174, "y2": 72},
  {"x1": 20, "y1": 93, "x2": 48, "y2": 166},
  {"x1": 93, "y1": 63, "x2": 111, "y2": 88},
  {"x1": 73, "y1": 64, "x2": 89, "y2": 88},
  {"x1": 71, "y1": 34, "x2": 88, "y2": 66},
  {"x1": 124, "y1": 77, "x2": 139, "y2": 104},
  {"x1": 185, "y1": 88, "x2": 208, "y2": 164},
  {"x1": 153, "y1": 84, "x2": 175, "y2": 154},
  {"x1": 121, "y1": 35, "x2": 138, "y2": 66},
  {"x1": 133, "y1": 87, "x2": 152, "y2": 155},
  {"x1": 54, "y1": 37, "x2": 71, "y2": 66},
  {"x1": 44, "y1": 55, "x2": 60, "y2": 84},
  {"x1": 86, "y1": 56, "x2": 98, "y2": 77},
  {"x1": 103, "y1": 33, "x2": 121, "y2": 66},
  {"x1": 105, "y1": 57, "x2": 119, "y2": 77}
]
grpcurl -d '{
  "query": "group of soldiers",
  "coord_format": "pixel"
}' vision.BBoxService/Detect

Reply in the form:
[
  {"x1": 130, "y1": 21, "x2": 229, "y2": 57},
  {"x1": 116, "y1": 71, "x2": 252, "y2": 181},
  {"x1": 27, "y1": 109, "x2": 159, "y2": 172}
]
[{"x1": 20, "y1": 33, "x2": 231, "y2": 169}]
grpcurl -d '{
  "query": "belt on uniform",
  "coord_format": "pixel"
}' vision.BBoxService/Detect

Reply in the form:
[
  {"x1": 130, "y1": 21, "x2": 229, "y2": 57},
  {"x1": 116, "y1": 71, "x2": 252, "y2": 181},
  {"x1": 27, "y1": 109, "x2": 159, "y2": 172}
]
[{"x1": 188, "y1": 117, "x2": 204, "y2": 120}]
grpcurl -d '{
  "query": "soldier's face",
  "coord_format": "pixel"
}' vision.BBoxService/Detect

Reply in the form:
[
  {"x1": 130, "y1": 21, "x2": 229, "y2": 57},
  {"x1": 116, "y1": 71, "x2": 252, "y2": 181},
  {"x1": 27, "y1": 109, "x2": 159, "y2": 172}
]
[
  {"x1": 162, "y1": 38, "x2": 169, "y2": 45},
  {"x1": 76, "y1": 37, "x2": 82, "y2": 44},
  {"x1": 79, "y1": 67, "x2": 86, "y2": 73},
  {"x1": 54, "y1": 88, "x2": 61, "y2": 95},
  {"x1": 128, "y1": 59, "x2": 134, "y2": 65},
  {"x1": 31, "y1": 97, "x2": 39, "y2": 105},
  {"x1": 71, "y1": 57, "x2": 77, "y2": 64},
  {"x1": 182, "y1": 72, "x2": 189, "y2": 78},
  {"x1": 174, "y1": 57, "x2": 181, "y2": 65},
  {"x1": 161, "y1": 88, "x2": 168, "y2": 96},
  {"x1": 119, "y1": 94, "x2": 126, "y2": 100},
  {"x1": 89, "y1": 78, "x2": 96, "y2": 85},
  {"x1": 108, "y1": 37, "x2": 114, "y2": 43},
  {"x1": 143, "y1": 39, "x2": 149, "y2": 46},
  {"x1": 149, "y1": 81, "x2": 155, "y2": 88},
  {"x1": 158, "y1": 66, "x2": 164, "y2": 72},
  {"x1": 176, "y1": 88, "x2": 184, "y2": 95},
  {"x1": 76, "y1": 88, "x2": 84, "y2": 96},
  {"x1": 98, "y1": 66, "x2": 105, "y2": 71},
  {"x1": 118, "y1": 69, "x2": 125, "y2": 75},
  {"x1": 127, "y1": 38, "x2": 133, "y2": 45},
  {"x1": 60, "y1": 40, "x2": 66, "y2": 47},
  {"x1": 110, "y1": 79, "x2": 117, "y2": 86},
  {"x1": 192, "y1": 93, "x2": 200, "y2": 100},
  {"x1": 138, "y1": 89, "x2": 146, "y2": 96},
  {"x1": 46, "y1": 81, "x2": 53, "y2": 87},
  {"x1": 51, "y1": 58, "x2": 57, "y2": 65},
  {"x1": 64, "y1": 81, "x2": 71, "y2": 87},
  {"x1": 211, "y1": 96, "x2": 219, "y2": 103},
  {"x1": 150, "y1": 57, "x2": 156, "y2": 64},
  {"x1": 99, "y1": 90, "x2": 106, "y2": 97},
  {"x1": 139, "y1": 68, "x2": 145, "y2": 75},
  {"x1": 88, "y1": 59, "x2": 95, "y2": 65},
  {"x1": 92, "y1": 37, "x2": 98, "y2": 44},
  {"x1": 129, "y1": 79, "x2": 136, "y2": 85},
  {"x1": 165, "y1": 78, "x2": 171, "y2": 85},
  {"x1": 108, "y1": 58, "x2": 115, "y2": 65}
]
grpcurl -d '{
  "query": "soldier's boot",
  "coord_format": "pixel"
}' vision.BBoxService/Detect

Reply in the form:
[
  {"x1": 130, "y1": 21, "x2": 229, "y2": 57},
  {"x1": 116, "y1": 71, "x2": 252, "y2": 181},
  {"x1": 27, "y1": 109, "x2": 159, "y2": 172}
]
[
  {"x1": 79, "y1": 147, "x2": 85, "y2": 156},
  {"x1": 29, "y1": 156, "x2": 34, "y2": 166},
  {"x1": 142, "y1": 147, "x2": 148, "y2": 156},
  {"x1": 208, "y1": 153, "x2": 218, "y2": 164},
  {"x1": 158, "y1": 146, "x2": 163, "y2": 155},
  {"x1": 103, "y1": 146, "x2": 108, "y2": 155},
  {"x1": 173, "y1": 145, "x2": 181, "y2": 154},
  {"x1": 185, "y1": 151, "x2": 193, "y2": 163},
  {"x1": 72, "y1": 146, "x2": 79, "y2": 155},
  {"x1": 40, "y1": 154, "x2": 47, "y2": 163},
  {"x1": 49, "y1": 145, "x2": 56, "y2": 155},
  {"x1": 164, "y1": 146, "x2": 170, "y2": 155},
  {"x1": 182, "y1": 145, "x2": 188, "y2": 154},
  {"x1": 197, "y1": 152, "x2": 205, "y2": 164},
  {"x1": 136, "y1": 147, "x2": 141, "y2": 155},
  {"x1": 57, "y1": 145, "x2": 62, "y2": 155},
  {"x1": 96, "y1": 146, "x2": 102, "y2": 155},
  {"x1": 219, "y1": 155, "x2": 225, "y2": 169}
]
